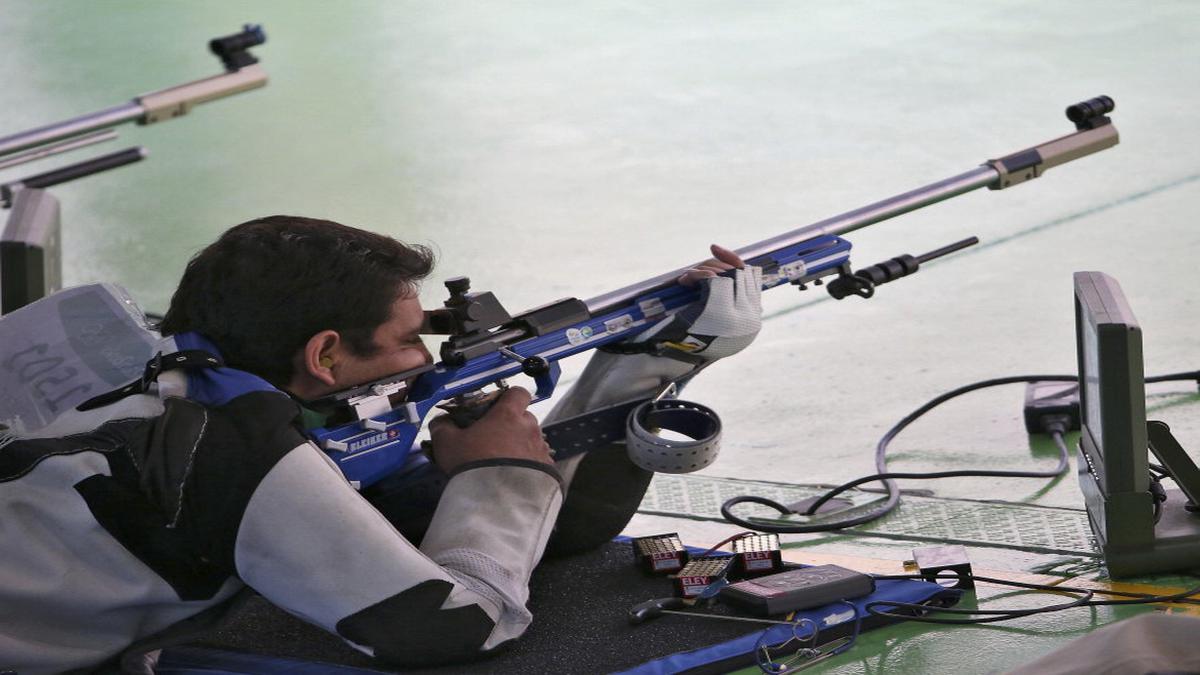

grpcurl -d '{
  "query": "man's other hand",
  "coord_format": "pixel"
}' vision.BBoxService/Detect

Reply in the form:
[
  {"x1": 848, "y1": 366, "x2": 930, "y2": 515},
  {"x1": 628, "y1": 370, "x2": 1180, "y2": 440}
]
[
  {"x1": 428, "y1": 387, "x2": 552, "y2": 473},
  {"x1": 676, "y1": 244, "x2": 745, "y2": 287},
  {"x1": 648, "y1": 242, "x2": 762, "y2": 361}
]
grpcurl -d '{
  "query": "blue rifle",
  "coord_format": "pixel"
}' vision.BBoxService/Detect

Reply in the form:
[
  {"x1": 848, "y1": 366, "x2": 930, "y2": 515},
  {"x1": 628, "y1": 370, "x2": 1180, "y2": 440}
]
[{"x1": 308, "y1": 96, "x2": 1120, "y2": 489}]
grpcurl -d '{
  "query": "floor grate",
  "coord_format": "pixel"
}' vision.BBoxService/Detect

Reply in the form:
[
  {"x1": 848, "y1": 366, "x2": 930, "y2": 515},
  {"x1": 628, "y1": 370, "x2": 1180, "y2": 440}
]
[{"x1": 640, "y1": 474, "x2": 1100, "y2": 557}]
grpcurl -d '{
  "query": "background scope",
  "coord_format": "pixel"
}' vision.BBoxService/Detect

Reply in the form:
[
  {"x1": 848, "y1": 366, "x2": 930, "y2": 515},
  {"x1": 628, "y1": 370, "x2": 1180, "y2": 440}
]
[{"x1": 1066, "y1": 95, "x2": 1115, "y2": 124}]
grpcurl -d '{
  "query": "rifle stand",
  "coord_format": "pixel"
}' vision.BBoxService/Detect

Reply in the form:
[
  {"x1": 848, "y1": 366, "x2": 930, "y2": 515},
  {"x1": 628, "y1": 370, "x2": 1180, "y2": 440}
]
[{"x1": 1080, "y1": 420, "x2": 1200, "y2": 577}]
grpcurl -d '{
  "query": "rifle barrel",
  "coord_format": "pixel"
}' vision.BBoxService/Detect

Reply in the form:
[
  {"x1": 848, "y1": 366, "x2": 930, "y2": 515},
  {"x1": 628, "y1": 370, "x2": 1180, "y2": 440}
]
[
  {"x1": 0, "y1": 104, "x2": 143, "y2": 159},
  {"x1": 0, "y1": 61, "x2": 268, "y2": 160},
  {"x1": 0, "y1": 130, "x2": 119, "y2": 172},
  {"x1": 585, "y1": 111, "x2": 1119, "y2": 317},
  {"x1": 583, "y1": 165, "x2": 998, "y2": 315}
]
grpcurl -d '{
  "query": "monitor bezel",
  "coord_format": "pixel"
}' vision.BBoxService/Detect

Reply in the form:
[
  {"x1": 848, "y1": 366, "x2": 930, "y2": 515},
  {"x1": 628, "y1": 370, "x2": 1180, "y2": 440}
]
[{"x1": 1073, "y1": 271, "x2": 1148, "y2": 496}]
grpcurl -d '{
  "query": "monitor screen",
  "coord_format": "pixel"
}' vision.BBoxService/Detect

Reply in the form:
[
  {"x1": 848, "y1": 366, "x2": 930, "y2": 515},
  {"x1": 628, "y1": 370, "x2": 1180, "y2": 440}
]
[
  {"x1": 1080, "y1": 315, "x2": 1104, "y2": 449},
  {"x1": 1073, "y1": 271, "x2": 1147, "y2": 495}
]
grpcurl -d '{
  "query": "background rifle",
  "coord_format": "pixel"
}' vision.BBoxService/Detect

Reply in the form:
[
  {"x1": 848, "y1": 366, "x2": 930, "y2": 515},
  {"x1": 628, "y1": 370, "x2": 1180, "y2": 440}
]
[
  {"x1": 0, "y1": 24, "x2": 268, "y2": 315},
  {"x1": 309, "y1": 96, "x2": 1120, "y2": 489}
]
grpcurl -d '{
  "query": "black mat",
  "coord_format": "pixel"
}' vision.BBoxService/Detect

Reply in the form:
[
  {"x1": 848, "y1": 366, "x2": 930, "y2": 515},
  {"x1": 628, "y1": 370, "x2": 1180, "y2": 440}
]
[
  {"x1": 184, "y1": 540, "x2": 963, "y2": 674},
  {"x1": 188, "y1": 541, "x2": 783, "y2": 674}
]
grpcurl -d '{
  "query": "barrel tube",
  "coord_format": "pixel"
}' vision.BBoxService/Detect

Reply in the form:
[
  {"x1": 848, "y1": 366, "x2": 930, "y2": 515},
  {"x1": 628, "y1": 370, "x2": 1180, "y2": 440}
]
[
  {"x1": 18, "y1": 147, "x2": 147, "y2": 190},
  {"x1": 0, "y1": 104, "x2": 143, "y2": 159},
  {"x1": 583, "y1": 165, "x2": 999, "y2": 315},
  {"x1": 0, "y1": 63, "x2": 268, "y2": 157},
  {"x1": 0, "y1": 130, "x2": 119, "y2": 172}
]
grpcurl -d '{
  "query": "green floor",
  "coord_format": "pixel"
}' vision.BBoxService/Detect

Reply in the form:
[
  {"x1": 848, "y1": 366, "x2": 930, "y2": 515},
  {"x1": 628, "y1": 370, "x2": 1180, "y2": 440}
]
[{"x1": 4, "y1": 2, "x2": 1200, "y2": 673}]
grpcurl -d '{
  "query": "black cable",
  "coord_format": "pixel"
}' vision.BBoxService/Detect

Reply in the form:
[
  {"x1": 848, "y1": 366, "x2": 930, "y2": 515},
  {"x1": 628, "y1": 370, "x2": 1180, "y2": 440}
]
[
  {"x1": 1146, "y1": 371, "x2": 1200, "y2": 386},
  {"x1": 801, "y1": 426, "x2": 1070, "y2": 514},
  {"x1": 1150, "y1": 474, "x2": 1168, "y2": 525},
  {"x1": 867, "y1": 574, "x2": 1092, "y2": 624},
  {"x1": 865, "y1": 572, "x2": 1200, "y2": 625},
  {"x1": 721, "y1": 370, "x2": 1200, "y2": 534}
]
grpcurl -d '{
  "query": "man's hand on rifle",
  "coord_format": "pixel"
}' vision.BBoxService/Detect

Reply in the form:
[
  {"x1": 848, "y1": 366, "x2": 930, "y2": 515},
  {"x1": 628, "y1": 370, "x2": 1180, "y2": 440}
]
[
  {"x1": 427, "y1": 387, "x2": 554, "y2": 474},
  {"x1": 676, "y1": 244, "x2": 746, "y2": 286},
  {"x1": 650, "y1": 243, "x2": 763, "y2": 361}
]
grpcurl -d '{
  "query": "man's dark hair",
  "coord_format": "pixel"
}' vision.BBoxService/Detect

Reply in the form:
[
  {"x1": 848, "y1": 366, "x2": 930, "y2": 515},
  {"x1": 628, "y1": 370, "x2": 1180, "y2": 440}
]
[{"x1": 160, "y1": 215, "x2": 434, "y2": 386}]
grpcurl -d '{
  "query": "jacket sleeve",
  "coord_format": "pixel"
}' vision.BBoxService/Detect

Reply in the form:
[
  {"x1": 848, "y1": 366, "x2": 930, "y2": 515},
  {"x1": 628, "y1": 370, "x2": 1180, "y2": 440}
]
[{"x1": 233, "y1": 442, "x2": 563, "y2": 666}]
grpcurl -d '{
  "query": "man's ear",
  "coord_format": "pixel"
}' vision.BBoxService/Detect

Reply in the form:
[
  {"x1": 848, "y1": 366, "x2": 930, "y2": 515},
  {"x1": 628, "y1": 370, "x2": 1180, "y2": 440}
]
[{"x1": 301, "y1": 330, "x2": 342, "y2": 388}]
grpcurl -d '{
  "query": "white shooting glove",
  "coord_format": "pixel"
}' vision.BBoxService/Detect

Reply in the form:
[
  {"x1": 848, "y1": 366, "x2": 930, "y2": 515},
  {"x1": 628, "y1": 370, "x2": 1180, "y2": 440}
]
[
  {"x1": 546, "y1": 265, "x2": 763, "y2": 423},
  {"x1": 636, "y1": 265, "x2": 764, "y2": 362}
]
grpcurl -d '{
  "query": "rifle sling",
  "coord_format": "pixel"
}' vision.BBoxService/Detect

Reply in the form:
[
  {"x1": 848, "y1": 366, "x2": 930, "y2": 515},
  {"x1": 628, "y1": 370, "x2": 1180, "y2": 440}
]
[{"x1": 544, "y1": 395, "x2": 721, "y2": 472}]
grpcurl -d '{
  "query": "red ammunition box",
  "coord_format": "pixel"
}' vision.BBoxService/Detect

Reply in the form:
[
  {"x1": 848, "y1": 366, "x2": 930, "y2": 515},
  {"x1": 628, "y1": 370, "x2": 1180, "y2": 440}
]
[
  {"x1": 732, "y1": 533, "x2": 782, "y2": 578},
  {"x1": 673, "y1": 556, "x2": 734, "y2": 598},
  {"x1": 632, "y1": 533, "x2": 689, "y2": 574}
]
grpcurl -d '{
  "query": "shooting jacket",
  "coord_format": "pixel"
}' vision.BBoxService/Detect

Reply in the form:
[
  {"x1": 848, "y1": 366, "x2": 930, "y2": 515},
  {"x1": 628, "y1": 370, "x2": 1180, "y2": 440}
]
[{"x1": 0, "y1": 332, "x2": 564, "y2": 674}]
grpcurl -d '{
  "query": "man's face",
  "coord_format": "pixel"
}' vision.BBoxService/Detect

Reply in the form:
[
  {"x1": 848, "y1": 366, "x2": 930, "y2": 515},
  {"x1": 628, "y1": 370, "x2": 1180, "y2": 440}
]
[{"x1": 333, "y1": 293, "x2": 432, "y2": 391}]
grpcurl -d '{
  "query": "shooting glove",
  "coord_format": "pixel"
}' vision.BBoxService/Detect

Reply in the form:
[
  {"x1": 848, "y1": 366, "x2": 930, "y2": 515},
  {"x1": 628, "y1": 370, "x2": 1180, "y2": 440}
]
[
  {"x1": 637, "y1": 265, "x2": 764, "y2": 362},
  {"x1": 546, "y1": 265, "x2": 764, "y2": 422}
]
